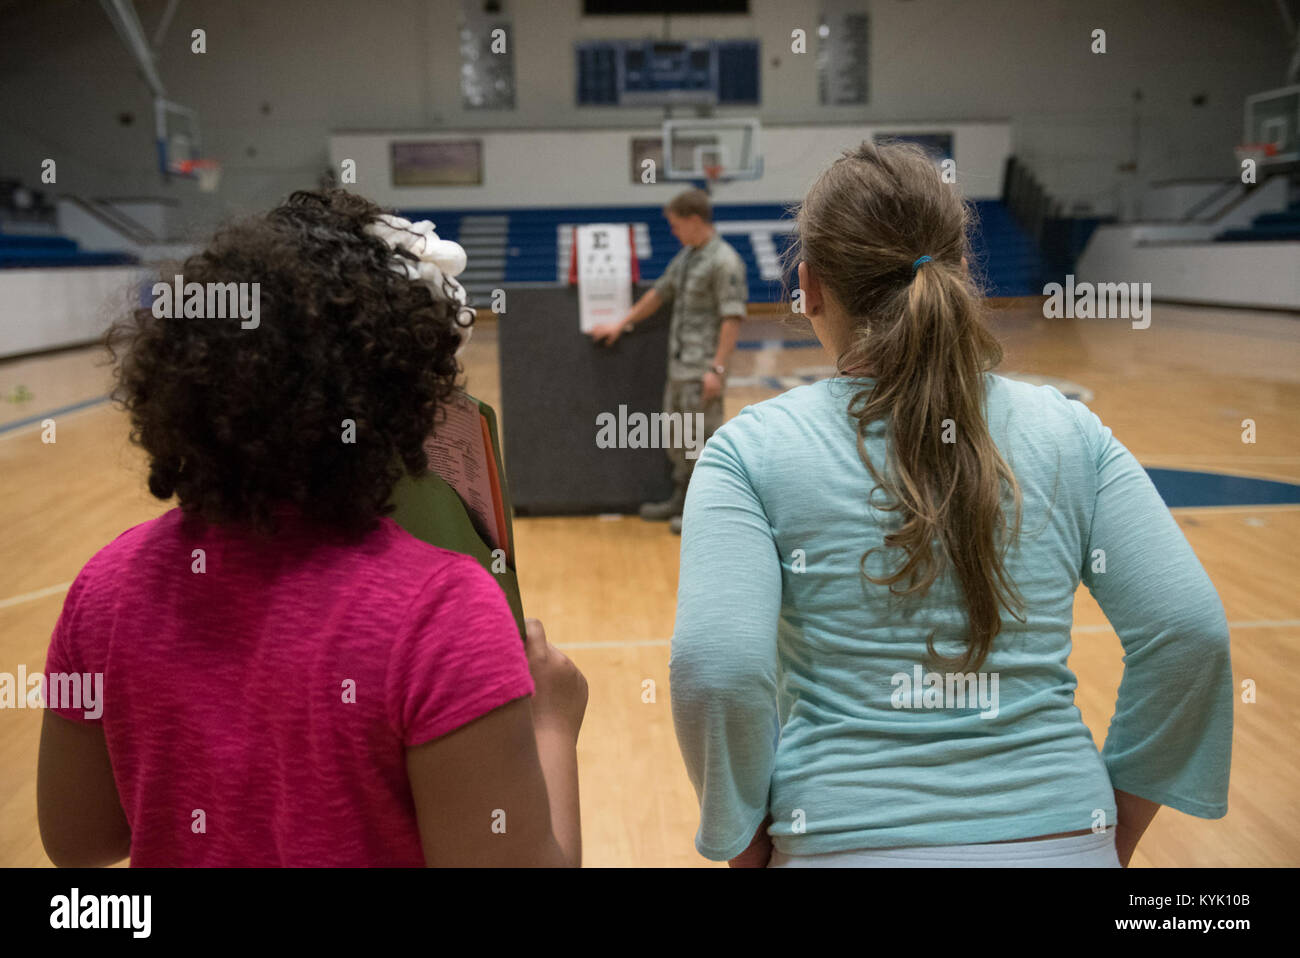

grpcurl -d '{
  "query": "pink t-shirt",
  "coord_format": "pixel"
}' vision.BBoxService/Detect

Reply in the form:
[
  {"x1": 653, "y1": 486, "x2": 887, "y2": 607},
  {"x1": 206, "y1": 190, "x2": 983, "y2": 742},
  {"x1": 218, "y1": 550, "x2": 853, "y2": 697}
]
[{"x1": 43, "y1": 507, "x2": 534, "y2": 867}]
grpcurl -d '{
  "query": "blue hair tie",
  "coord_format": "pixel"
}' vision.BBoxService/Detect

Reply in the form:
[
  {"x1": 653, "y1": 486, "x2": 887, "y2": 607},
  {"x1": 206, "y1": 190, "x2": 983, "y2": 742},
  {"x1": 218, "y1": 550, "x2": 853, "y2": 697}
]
[{"x1": 912, "y1": 255, "x2": 933, "y2": 272}]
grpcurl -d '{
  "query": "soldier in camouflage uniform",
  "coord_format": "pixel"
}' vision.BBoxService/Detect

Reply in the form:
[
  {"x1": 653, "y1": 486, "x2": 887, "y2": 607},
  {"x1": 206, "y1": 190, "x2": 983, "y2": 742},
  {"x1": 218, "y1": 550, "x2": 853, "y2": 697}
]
[{"x1": 589, "y1": 189, "x2": 747, "y2": 534}]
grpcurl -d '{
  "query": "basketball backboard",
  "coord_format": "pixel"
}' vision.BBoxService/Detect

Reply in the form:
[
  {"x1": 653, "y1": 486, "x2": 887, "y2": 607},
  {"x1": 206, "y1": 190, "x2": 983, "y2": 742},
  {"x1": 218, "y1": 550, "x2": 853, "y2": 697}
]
[
  {"x1": 661, "y1": 117, "x2": 763, "y2": 183},
  {"x1": 156, "y1": 98, "x2": 198, "y2": 173},
  {"x1": 155, "y1": 96, "x2": 220, "y2": 189},
  {"x1": 1244, "y1": 84, "x2": 1300, "y2": 166}
]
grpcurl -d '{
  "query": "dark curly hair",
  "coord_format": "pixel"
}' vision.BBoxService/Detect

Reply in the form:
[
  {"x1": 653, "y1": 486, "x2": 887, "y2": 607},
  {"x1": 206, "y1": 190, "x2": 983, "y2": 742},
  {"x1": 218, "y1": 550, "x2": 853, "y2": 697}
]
[{"x1": 105, "y1": 189, "x2": 469, "y2": 538}]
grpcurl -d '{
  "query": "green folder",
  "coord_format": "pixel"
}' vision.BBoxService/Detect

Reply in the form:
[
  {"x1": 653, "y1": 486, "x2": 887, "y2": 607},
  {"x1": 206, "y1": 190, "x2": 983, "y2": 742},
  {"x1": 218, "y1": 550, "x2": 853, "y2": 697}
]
[{"x1": 388, "y1": 396, "x2": 526, "y2": 639}]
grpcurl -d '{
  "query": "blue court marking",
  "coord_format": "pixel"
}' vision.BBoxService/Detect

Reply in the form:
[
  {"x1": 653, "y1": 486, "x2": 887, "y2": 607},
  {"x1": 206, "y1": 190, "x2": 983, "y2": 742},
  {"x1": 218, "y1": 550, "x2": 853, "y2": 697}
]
[
  {"x1": 0, "y1": 395, "x2": 111, "y2": 436},
  {"x1": 1146, "y1": 468, "x2": 1300, "y2": 508}
]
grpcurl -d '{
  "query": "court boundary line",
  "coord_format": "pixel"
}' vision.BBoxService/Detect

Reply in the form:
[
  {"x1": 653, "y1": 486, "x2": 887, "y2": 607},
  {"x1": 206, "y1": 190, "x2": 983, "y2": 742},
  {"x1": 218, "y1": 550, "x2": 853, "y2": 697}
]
[
  {"x1": 0, "y1": 395, "x2": 111, "y2": 438},
  {"x1": 1142, "y1": 456, "x2": 1300, "y2": 463},
  {"x1": 1170, "y1": 503, "x2": 1300, "y2": 515},
  {"x1": 0, "y1": 582, "x2": 73, "y2": 610}
]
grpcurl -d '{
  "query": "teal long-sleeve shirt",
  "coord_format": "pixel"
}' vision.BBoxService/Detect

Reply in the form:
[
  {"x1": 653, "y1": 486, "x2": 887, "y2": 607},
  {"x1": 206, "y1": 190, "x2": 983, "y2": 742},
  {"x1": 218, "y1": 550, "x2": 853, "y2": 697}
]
[{"x1": 669, "y1": 374, "x2": 1233, "y2": 861}]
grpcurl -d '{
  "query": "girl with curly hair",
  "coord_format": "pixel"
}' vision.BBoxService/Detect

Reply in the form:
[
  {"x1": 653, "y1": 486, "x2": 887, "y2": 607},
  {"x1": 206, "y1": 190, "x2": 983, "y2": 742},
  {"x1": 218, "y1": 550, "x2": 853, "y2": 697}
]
[{"x1": 36, "y1": 189, "x2": 586, "y2": 867}]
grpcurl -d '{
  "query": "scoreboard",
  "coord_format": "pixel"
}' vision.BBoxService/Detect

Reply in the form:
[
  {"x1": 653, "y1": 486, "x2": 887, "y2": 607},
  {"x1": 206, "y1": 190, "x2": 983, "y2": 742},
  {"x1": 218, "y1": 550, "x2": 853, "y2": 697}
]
[{"x1": 576, "y1": 39, "x2": 760, "y2": 107}]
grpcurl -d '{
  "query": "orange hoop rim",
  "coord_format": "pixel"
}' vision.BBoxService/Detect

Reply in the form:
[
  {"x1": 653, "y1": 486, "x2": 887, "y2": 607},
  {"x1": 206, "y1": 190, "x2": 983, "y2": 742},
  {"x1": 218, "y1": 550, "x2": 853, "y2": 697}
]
[
  {"x1": 169, "y1": 158, "x2": 222, "y2": 192},
  {"x1": 172, "y1": 158, "x2": 220, "y2": 173}
]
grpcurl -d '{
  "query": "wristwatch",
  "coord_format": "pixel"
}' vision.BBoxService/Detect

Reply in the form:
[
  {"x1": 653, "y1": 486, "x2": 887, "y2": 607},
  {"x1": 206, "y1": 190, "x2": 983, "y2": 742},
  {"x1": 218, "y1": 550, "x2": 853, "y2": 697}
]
[{"x1": 709, "y1": 363, "x2": 726, "y2": 377}]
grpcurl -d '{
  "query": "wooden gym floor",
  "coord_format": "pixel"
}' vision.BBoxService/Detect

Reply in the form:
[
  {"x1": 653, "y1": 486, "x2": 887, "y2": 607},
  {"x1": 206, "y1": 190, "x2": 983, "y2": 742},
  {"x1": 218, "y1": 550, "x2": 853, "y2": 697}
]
[{"x1": 1, "y1": 300, "x2": 1297, "y2": 867}]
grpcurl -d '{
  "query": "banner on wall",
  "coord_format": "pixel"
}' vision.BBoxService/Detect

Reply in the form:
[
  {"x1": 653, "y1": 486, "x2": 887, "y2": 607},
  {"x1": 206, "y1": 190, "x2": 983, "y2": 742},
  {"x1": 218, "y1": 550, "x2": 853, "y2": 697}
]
[
  {"x1": 817, "y1": 0, "x2": 869, "y2": 106},
  {"x1": 391, "y1": 140, "x2": 484, "y2": 186},
  {"x1": 570, "y1": 224, "x2": 638, "y2": 333},
  {"x1": 460, "y1": 0, "x2": 516, "y2": 110}
]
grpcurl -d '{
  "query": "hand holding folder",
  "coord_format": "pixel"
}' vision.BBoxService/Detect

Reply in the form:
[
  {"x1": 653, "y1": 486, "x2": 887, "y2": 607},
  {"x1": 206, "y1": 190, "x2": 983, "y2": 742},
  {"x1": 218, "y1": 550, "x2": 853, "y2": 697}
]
[{"x1": 388, "y1": 391, "x2": 526, "y2": 638}]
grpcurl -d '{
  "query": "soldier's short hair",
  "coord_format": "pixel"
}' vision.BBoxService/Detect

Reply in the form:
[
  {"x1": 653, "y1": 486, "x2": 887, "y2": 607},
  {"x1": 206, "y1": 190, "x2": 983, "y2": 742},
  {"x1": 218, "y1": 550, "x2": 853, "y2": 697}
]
[{"x1": 664, "y1": 189, "x2": 712, "y2": 223}]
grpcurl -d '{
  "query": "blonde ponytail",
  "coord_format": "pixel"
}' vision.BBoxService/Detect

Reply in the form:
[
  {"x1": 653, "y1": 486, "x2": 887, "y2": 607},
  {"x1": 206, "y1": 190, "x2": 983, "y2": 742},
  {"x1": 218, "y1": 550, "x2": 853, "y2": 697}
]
[{"x1": 791, "y1": 141, "x2": 1025, "y2": 671}]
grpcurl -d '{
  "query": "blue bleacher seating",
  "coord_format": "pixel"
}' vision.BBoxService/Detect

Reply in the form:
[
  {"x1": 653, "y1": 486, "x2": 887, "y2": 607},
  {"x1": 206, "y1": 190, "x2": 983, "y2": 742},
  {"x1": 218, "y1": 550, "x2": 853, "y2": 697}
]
[
  {"x1": 0, "y1": 232, "x2": 138, "y2": 268},
  {"x1": 401, "y1": 198, "x2": 1044, "y2": 302}
]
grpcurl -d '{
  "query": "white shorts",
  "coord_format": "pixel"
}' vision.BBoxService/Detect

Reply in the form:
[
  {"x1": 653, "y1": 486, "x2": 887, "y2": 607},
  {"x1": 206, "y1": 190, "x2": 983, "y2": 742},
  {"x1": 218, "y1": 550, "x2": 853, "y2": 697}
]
[{"x1": 767, "y1": 828, "x2": 1121, "y2": 868}]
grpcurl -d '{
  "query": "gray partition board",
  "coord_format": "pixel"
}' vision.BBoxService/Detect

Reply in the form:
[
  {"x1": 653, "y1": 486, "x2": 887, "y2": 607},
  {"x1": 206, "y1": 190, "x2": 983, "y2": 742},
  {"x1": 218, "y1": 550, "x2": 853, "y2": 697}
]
[{"x1": 497, "y1": 284, "x2": 675, "y2": 515}]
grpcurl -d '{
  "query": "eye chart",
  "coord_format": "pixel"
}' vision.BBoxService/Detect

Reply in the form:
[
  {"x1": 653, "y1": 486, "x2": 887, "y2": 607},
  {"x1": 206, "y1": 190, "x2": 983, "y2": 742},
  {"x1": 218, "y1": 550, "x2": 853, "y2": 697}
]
[{"x1": 574, "y1": 223, "x2": 634, "y2": 333}]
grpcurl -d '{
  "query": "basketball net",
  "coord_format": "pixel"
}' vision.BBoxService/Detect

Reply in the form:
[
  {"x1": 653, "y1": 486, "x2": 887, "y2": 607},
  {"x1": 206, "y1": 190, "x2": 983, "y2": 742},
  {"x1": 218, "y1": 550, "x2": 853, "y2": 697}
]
[{"x1": 703, "y1": 164, "x2": 724, "y2": 195}]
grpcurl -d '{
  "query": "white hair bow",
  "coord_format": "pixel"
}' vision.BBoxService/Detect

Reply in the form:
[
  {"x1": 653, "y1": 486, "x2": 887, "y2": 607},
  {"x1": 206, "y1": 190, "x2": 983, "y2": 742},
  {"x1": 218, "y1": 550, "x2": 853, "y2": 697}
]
[{"x1": 365, "y1": 213, "x2": 473, "y2": 355}]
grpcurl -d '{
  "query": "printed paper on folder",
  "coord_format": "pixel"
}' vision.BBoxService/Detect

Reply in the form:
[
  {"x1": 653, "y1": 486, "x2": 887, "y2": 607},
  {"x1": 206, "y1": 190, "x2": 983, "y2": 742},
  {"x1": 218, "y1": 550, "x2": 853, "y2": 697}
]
[
  {"x1": 421, "y1": 390, "x2": 505, "y2": 557},
  {"x1": 388, "y1": 391, "x2": 524, "y2": 638}
]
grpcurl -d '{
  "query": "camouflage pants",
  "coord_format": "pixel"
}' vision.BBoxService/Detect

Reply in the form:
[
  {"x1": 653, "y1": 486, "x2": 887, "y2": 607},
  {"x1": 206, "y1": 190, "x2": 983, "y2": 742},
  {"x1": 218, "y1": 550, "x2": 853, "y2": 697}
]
[{"x1": 664, "y1": 376, "x2": 725, "y2": 486}]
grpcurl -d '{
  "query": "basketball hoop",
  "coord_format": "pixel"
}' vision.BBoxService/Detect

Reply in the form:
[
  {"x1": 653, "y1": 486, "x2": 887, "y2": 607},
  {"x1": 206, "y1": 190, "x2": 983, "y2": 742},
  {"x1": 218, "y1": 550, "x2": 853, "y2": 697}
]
[
  {"x1": 1234, "y1": 142, "x2": 1279, "y2": 169},
  {"x1": 172, "y1": 158, "x2": 222, "y2": 192},
  {"x1": 701, "y1": 163, "x2": 726, "y2": 195}
]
